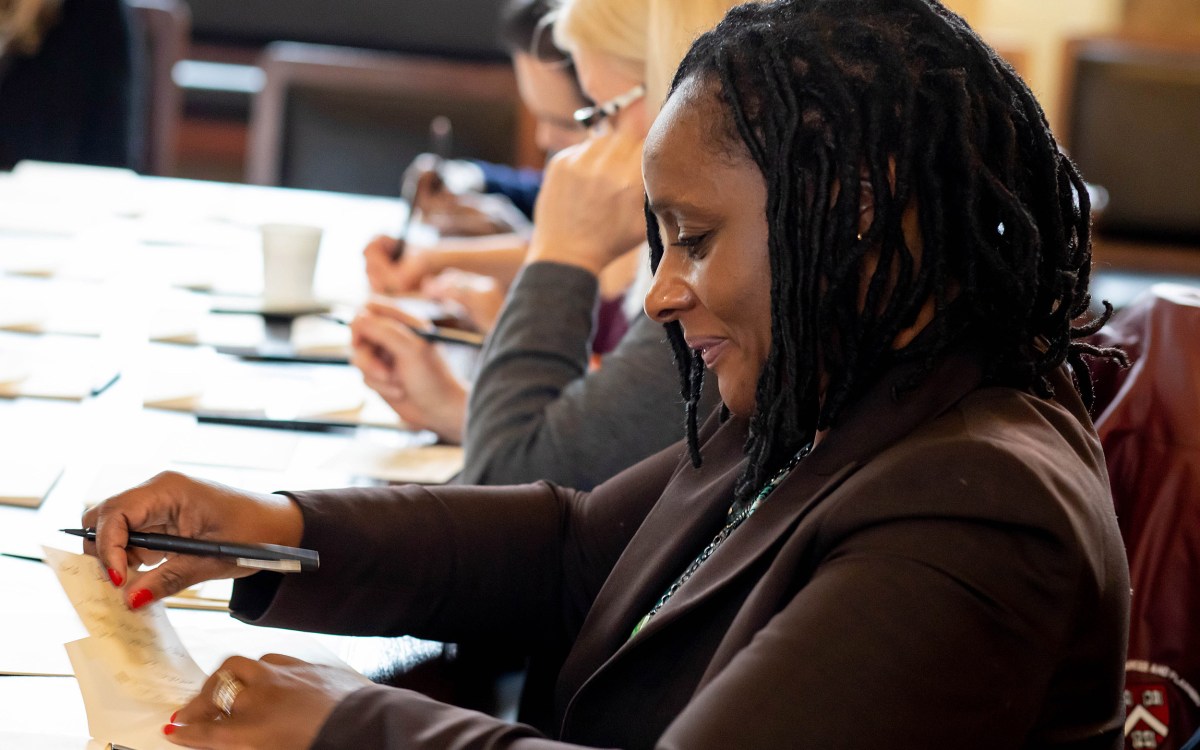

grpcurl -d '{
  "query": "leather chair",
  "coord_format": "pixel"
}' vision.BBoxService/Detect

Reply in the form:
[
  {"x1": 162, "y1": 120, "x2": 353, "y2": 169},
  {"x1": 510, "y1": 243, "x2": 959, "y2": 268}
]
[{"x1": 1088, "y1": 284, "x2": 1200, "y2": 750}]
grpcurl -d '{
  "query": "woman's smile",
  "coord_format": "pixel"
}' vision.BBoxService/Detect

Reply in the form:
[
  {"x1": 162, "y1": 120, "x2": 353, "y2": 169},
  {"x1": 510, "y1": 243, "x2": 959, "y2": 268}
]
[{"x1": 686, "y1": 336, "x2": 730, "y2": 369}]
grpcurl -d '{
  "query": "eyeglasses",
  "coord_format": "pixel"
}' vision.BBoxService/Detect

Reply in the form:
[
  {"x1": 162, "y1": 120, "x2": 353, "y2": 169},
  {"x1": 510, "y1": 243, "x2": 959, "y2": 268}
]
[{"x1": 573, "y1": 84, "x2": 646, "y2": 130}]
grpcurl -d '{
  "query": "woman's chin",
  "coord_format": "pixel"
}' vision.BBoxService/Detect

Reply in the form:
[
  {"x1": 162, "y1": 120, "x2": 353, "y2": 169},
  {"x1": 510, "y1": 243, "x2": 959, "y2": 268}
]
[{"x1": 717, "y1": 386, "x2": 756, "y2": 418}]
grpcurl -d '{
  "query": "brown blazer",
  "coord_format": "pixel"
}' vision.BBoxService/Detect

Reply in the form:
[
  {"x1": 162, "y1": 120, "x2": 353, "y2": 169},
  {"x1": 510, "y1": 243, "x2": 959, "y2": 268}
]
[{"x1": 232, "y1": 353, "x2": 1130, "y2": 749}]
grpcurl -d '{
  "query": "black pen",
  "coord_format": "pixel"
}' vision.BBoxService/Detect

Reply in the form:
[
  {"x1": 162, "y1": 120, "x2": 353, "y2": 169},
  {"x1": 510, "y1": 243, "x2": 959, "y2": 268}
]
[
  {"x1": 413, "y1": 324, "x2": 484, "y2": 349},
  {"x1": 319, "y1": 313, "x2": 484, "y2": 349},
  {"x1": 60, "y1": 528, "x2": 319, "y2": 573},
  {"x1": 195, "y1": 412, "x2": 358, "y2": 433},
  {"x1": 392, "y1": 170, "x2": 422, "y2": 262},
  {"x1": 90, "y1": 370, "x2": 122, "y2": 397}
]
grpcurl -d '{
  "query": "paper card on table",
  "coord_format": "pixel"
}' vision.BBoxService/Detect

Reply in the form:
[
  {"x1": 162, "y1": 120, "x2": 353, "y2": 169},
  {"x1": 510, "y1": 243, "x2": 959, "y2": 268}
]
[
  {"x1": 323, "y1": 443, "x2": 464, "y2": 484},
  {"x1": 0, "y1": 554, "x2": 84, "y2": 675},
  {"x1": 0, "y1": 200, "x2": 95, "y2": 237},
  {"x1": 0, "y1": 359, "x2": 29, "y2": 385},
  {"x1": 177, "y1": 619, "x2": 353, "y2": 674},
  {"x1": 0, "y1": 236, "x2": 69, "y2": 277},
  {"x1": 42, "y1": 547, "x2": 207, "y2": 706},
  {"x1": 0, "y1": 335, "x2": 119, "y2": 401},
  {"x1": 149, "y1": 309, "x2": 267, "y2": 348},
  {"x1": 0, "y1": 675, "x2": 91, "y2": 745},
  {"x1": 1, "y1": 612, "x2": 84, "y2": 675},
  {"x1": 0, "y1": 460, "x2": 63, "y2": 508},
  {"x1": 173, "y1": 423, "x2": 299, "y2": 472},
  {"x1": 0, "y1": 366, "x2": 117, "y2": 402},
  {"x1": 165, "y1": 579, "x2": 233, "y2": 611},
  {"x1": 291, "y1": 315, "x2": 352, "y2": 357},
  {"x1": 147, "y1": 375, "x2": 366, "y2": 419},
  {"x1": 0, "y1": 279, "x2": 113, "y2": 336},
  {"x1": 144, "y1": 365, "x2": 397, "y2": 427}
]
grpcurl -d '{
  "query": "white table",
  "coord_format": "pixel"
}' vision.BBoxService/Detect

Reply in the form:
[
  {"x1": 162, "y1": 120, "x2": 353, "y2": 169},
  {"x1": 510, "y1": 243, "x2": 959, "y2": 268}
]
[{"x1": 0, "y1": 163, "x2": 453, "y2": 747}]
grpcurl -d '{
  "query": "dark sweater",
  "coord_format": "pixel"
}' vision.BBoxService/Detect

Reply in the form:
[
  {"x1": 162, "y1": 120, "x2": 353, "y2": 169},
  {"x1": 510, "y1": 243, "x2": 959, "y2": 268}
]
[{"x1": 0, "y1": 0, "x2": 140, "y2": 171}]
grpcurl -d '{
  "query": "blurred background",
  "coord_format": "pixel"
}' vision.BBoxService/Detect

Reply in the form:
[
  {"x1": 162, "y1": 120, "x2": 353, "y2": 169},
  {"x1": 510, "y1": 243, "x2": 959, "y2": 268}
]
[{"x1": 3, "y1": 0, "x2": 1197, "y2": 245}]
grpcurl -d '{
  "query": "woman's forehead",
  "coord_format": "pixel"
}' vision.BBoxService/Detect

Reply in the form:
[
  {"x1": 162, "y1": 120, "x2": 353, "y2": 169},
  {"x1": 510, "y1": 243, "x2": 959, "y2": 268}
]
[
  {"x1": 644, "y1": 77, "x2": 749, "y2": 175},
  {"x1": 645, "y1": 79, "x2": 712, "y2": 156}
]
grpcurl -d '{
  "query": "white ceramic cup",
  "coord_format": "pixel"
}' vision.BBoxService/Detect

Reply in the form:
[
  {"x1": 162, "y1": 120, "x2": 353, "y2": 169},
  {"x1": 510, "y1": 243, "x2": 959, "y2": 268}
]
[{"x1": 260, "y1": 223, "x2": 323, "y2": 307}]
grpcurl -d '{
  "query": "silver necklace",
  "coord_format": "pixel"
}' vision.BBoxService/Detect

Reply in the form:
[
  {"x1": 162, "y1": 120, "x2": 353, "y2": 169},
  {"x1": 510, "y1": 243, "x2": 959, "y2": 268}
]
[{"x1": 629, "y1": 445, "x2": 811, "y2": 640}]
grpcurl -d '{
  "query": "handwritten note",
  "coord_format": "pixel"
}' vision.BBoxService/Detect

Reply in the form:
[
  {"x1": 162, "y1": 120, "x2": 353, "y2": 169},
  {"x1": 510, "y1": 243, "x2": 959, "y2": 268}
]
[{"x1": 42, "y1": 547, "x2": 207, "y2": 706}]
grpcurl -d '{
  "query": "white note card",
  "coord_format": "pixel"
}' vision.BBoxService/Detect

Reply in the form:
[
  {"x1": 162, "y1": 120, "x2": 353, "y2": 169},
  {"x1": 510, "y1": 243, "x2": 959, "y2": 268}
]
[
  {"x1": 43, "y1": 547, "x2": 207, "y2": 706},
  {"x1": 41, "y1": 547, "x2": 360, "y2": 748}
]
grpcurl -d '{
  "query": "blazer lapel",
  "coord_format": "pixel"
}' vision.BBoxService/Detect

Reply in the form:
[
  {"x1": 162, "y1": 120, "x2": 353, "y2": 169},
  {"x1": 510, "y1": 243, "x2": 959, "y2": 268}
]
[
  {"x1": 632, "y1": 351, "x2": 987, "y2": 644},
  {"x1": 555, "y1": 411, "x2": 749, "y2": 703}
]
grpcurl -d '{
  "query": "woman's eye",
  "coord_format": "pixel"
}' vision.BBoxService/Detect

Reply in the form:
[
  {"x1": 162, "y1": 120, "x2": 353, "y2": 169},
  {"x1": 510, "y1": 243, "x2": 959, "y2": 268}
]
[{"x1": 672, "y1": 233, "x2": 709, "y2": 255}]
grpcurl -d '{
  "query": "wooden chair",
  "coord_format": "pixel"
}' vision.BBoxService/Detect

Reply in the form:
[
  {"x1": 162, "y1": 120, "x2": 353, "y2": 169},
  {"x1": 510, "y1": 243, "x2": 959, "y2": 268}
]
[
  {"x1": 246, "y1": 42, "x2": 529, "y2": 196},
  {"x1": 1060, "y1": 35, "x2": 1200, "y2": 241},
  {"x1": 126, "y1": 0, "x2": 191, "y2": 176}
]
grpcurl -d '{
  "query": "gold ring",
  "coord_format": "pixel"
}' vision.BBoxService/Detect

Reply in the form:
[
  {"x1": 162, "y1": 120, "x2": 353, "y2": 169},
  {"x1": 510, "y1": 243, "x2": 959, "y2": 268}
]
[{"x1": 212, "y1": 669, "x2": 244, "y2": 716}]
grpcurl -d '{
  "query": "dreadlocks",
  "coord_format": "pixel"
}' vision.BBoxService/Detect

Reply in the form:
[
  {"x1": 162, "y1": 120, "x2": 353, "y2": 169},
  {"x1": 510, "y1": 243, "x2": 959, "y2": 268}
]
[{"x1": 646, "y1": 0, "x2": 1126, "y2": 509}]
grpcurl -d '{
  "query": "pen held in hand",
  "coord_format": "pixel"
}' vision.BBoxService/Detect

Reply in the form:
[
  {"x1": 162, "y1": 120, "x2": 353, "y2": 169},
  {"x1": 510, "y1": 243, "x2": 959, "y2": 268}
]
[
  {"x1": 320, "y1": 313, "x2": 484, "y2": 349},
  {"x1": 60, "y1": 528, "x2": 319, "y2": 573}
]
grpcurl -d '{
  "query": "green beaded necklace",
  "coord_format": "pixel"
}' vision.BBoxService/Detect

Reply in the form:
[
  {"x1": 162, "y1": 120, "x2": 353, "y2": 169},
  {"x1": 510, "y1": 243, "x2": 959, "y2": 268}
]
[{"x1": 629, "y1": 445, "x2": 812, "y2": 640}]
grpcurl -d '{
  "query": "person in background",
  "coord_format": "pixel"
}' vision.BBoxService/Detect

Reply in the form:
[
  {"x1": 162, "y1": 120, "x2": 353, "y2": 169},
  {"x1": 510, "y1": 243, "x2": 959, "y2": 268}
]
[
  {"x1": 0, "y1": 0, "x2": 139, "y2": 170},
  {"x1": 362, "y1": 0, "x2": 600, "y2": 336},
  {"x1": 350, "y1": 0, "x2": 739, "y2": 489},
  {"x1": 85, "y1": 1, "x2": 1130, "y2": 746}
]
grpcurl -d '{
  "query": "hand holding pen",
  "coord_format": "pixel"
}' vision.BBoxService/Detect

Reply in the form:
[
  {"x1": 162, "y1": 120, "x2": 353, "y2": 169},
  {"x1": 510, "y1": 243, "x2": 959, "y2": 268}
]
[
  {"x1": 62, "y1": 528, "x2": 318, "y2": 572},
  {"x1": 79, "y1": 471, "x2": 308, "y2": 610},
  {"x1": 348, "y1": 301, "x2": 470, "y2": 444},
  {"x1": 363, "y1": 116, "x2": 454, "y2": 295},
  {"x1": 392, "y1": 116, "x2": 455, "y2": 262}
]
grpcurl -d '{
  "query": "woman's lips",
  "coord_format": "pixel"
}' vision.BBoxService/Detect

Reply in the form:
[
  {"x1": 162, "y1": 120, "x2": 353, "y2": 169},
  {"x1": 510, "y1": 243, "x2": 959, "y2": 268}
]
[{"x1": 687, "y1": 337, "x2": 728, "y2": 368}]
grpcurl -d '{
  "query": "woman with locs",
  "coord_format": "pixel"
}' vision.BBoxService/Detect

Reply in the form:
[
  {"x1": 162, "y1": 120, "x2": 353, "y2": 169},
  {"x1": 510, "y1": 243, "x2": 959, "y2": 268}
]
[{"x1": 84, "y1": 1, "x2": 1130, "y2": 747}]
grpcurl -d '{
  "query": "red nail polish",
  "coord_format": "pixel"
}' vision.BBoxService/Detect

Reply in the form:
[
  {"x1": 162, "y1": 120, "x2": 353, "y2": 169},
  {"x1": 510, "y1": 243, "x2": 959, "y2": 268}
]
[
  {"x1": 163, "y1": 723, "x2": 176, "y2": 735},
  {"x1": 107, "y1": 568, "x2": 124, "y2": 587},
  {"x1": 129, "y1": 589, "x2": 154, "y2": 610},
  {"x1": 170, "y1": 710, "x2": 178, "y2": 723}
]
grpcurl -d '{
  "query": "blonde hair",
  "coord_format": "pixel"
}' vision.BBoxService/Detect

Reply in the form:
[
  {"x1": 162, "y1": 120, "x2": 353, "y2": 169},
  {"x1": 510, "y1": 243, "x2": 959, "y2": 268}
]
[
  {"x1": 0, "y1": 0, "x2": 62, "y2": 57},
  {"x1": 554, "y1": 0, "x2": 763, "y2": 115}
]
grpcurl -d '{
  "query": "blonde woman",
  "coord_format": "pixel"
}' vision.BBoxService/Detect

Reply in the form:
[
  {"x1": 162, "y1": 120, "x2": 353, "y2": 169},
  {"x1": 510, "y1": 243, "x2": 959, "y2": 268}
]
[{"x1": 351, "y1": 0, "x2": 761, "y2": 489}]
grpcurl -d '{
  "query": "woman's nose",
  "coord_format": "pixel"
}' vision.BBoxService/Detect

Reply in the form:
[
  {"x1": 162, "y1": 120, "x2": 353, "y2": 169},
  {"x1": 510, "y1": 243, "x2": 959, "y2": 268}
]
[{"x1": 644, "y1": 252, "x2": 693, "y2": 324}]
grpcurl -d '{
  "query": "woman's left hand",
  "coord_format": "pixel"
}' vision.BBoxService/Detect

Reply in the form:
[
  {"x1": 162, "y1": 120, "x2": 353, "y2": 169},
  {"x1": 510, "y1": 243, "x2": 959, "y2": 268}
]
[
  {"x1": 420, "y1": 269, "x2": 506, "y2": 333},
  {"x1": 349, "y1": 302, "x2": 469, "y2": 443},
  {"x1": 165, "y1": 654, "x2": 371, "y2": 749}
]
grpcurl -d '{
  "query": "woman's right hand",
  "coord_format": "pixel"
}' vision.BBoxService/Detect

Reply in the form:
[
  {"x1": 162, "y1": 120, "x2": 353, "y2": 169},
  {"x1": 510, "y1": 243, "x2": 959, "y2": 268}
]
[
  {"x1": 363, "y1": 234, "x2": 434, "y2": 295},
  {"x1": 81, "y1": 472, "x2": 304, "y2": 610}
]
